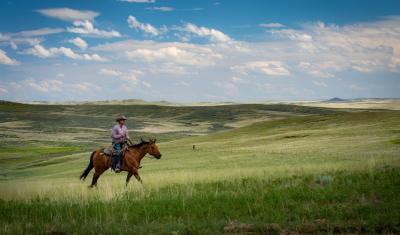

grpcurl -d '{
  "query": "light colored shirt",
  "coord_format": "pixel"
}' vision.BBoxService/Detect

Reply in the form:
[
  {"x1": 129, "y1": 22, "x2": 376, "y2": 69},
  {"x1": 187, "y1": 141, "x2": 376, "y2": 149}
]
[{"x1": 111, "y1": 124, "x2": 129, "y2": 143}]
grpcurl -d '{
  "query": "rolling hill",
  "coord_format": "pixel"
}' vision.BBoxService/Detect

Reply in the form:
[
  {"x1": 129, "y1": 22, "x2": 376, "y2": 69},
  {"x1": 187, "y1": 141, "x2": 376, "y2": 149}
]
[{"x1": 0, "y1": 101, "x2": 399, "y2": 234}]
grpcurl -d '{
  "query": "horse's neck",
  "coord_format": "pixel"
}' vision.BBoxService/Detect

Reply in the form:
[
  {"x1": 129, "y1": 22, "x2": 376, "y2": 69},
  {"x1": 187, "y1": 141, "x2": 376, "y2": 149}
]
[{"x1": 133, "y1": 144, "x2": 148, "y2": 163}]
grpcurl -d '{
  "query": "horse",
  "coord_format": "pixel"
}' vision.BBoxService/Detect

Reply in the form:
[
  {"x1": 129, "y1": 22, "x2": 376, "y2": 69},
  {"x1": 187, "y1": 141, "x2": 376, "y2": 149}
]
[{"x1": 80, "y1": 138, "x2": 162, "y2": 187}]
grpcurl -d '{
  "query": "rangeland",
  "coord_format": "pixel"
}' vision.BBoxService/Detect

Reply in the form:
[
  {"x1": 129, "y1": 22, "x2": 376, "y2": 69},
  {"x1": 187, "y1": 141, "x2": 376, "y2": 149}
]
[{"x1": 0, "y1": 100, "x2": 399, "y2": 234}]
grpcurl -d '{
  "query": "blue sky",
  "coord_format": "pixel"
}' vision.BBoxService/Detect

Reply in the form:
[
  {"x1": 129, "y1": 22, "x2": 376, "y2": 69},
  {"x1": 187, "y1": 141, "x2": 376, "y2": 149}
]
[{"x1": 0, "y1": 0, "x2": 399, "y2": 102}]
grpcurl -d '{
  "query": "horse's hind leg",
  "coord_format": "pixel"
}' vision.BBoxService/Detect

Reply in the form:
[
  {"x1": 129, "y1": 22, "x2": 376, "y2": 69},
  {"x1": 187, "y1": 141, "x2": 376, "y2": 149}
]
[
  {"x1": 90, "y1": 172, "x2": 100, "y2": 188},
  {"x1": 90, "y1": 168, "x2": 106, "y2": 188},
  {"x1": 126, "y1": 172, "x2": 133, "y2": 187}
]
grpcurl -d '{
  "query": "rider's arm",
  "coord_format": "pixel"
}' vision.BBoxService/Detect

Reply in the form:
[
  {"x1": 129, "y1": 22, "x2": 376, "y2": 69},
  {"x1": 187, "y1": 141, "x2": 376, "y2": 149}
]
[
  {"x1": 125, "y1": 126, "x2": 130, "y2": 139},
  {"x1": 112, "y1": 125, "x2": 124, "y2": 139}
]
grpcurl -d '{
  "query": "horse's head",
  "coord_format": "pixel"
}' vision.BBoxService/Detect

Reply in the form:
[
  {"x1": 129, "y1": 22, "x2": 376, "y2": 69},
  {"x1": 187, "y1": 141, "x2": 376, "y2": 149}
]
[{"x1": 147, "y1": 138, "x2": 162, "y2": 159}]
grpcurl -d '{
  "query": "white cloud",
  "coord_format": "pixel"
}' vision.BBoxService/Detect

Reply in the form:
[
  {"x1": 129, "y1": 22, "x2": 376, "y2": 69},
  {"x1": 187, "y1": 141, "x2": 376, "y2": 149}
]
[
  {"x1": 12, "y1": 28, "x2": 64, "y2": 37},
  {"x1": 22, "y1": 78, "x2": 101, "y2": 93},
  {"x1": 0, "y1": 33, "x2": 42, "y2": 50},
  {"x1": 180, "y1": 23, "x2": 231, "y2": 43},
  {"x1": 67, "y1": 20, "x2": 121, "y2": 38},
  {"x1": 349, "y1": 84, "x2": 365, "y2": 91},
  {"x1": 259, "y1": 23, "x2": 285, "y2": 28},
  {"x1": 82, "y1": 53, "x2": 107, "y2": 61},
  {"x1": 98, "y1": 68, "x2": 145, "y2": 89},
  {"x1": 94, "y1": 16, "x2": 400, "y2": 82},
  {"x1": 22, "y1": 44, "x2": 107, "y2": 61},
  {"x1": 0, "y1": 87, "x2": 9, "y2": 94},
  {"x1": 126, "y1": 46, "x2": 222, "y2": 66},
  {"x1": 350, "y1": 60, "x2": 379, "y2": 73},
  {"x1": 70, "y1": 82, "x2": 101, "y2": 92},
  {"x1": 119, "y1": 0, "x2": 155, "y2": 2},
  {"x1": 98, "y1": 68, "x2": 122, "y2": 76},
  {"x1": 3, "y1": 16, "x2": 400, "y2": 102},
  {"x1": 270, "y1": 28, "x2": 313, "y2": 42},
  {"x1": 267, "y1": 17, "x2": 400, "y2": 73},
  {"x1": 298, "y1": 62, "x2": 334, "y2": 78},
  {"x1": 232, "y1": 61, "x2": 290, "y2": 76},
  {"x1": 93, "y1": 39, "x2": 245, "y2": 76},
  {"x1": 36, "y1": 8, "x2": 99, "y2": 21},
  {"x1": 214, "y1": 81, "x2": 238, "y2": 96},
  {"x1": 23, "y1": 45, "x2": 76, "y2": 58},
  {"x1": 120, "y1": 73, "x2": 139, "y2": 84},
  {"x1": 141, "y1": 81, "x2": 151, "y2": 87},
  {"x1": 0, "y1": 49, "x2": 19, "y2": 65},
  {"x1": 146, "y1": 7, "x2": 174, "y2": 11},
  {"x1": 26, "y1": 78, "x2": 64, "y2": 92},
  {"x1": 57, "y1": 73, "x2": 65, "y2": 77},
  {"x1": 10, "y1": 42, "x2": 18, "y2": 50},
  {"x1": 176, "y1": 81, "x2": 190, "y2": 87},
  {"x1": 231, "y1": 76, "x2": 246, "y2": 83},
  {"x1": 313, "y1": 81, "x2": 327, "y2": 87},
  {"x1": 127, "y1": 16, "x2": 160, "y2": 36},
  {"x1": 68, "y1": 37, "x2": 88, "y2": 50}
]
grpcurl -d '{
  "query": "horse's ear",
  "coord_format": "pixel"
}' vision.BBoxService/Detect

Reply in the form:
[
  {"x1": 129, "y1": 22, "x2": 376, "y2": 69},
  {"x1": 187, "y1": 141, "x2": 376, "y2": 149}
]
[
  {"x1": 140, "y1": 137, "x2": 144, "y2": 142},
  {"x1": 154, "y1": 138, "x2": 156, "y2": 143}
]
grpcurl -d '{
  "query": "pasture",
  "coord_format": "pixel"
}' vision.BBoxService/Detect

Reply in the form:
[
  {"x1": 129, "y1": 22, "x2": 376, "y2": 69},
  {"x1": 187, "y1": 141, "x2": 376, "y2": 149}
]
[{"x1": 0, "y1": 101, "x2": 399, "y2": 234}]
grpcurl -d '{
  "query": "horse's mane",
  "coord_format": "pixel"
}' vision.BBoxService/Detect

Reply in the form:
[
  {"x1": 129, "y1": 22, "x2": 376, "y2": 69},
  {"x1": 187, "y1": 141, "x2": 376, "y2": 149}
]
[{"x1": 129, "y1": 140, "x2": 149, "y2": 149}]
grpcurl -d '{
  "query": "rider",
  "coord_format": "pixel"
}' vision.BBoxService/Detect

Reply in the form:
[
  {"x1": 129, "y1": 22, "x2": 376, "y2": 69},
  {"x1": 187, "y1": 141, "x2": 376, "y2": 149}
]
[{"x1": 111, "y1": 115, "x2": 130, "y2": 172}]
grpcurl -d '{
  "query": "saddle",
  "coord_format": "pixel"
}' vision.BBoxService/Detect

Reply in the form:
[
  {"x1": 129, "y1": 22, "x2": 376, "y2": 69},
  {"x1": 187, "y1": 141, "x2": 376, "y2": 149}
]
[
  {"x1": 101, "y1": 147, "x2": 113, "y2": 157},
  {"x1": 100, "y1": 143, "x2": 128, "y2": 157}
]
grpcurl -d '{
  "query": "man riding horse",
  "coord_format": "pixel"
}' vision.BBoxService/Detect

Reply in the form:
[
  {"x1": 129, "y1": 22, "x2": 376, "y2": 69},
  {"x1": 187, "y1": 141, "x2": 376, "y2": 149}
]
[
  {"x1": 80, "y1": 115, "x2": 162, "y2": 187},
  {"x1": 112, "y1": 115, "x2": 130, "y2": 172}
]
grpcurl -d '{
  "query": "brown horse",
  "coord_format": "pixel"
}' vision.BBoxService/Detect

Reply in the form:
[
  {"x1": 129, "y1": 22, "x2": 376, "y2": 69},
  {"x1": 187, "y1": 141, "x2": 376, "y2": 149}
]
[{"x1": 80, "y1": 138, "x2": 162, "y2": 187}]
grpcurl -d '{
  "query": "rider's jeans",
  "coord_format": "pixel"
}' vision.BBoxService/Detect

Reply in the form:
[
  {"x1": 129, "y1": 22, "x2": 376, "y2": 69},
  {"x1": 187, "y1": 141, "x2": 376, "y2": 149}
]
[{"x1": 112, "y1": 143, "x2": 122, "y2": 169}]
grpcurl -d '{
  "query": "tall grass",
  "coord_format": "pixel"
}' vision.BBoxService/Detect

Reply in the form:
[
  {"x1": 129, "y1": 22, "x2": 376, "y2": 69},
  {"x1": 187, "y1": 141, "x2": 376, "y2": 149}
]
[{"x1": 0, "y1": 167, "x2": 398, "y2": 234}]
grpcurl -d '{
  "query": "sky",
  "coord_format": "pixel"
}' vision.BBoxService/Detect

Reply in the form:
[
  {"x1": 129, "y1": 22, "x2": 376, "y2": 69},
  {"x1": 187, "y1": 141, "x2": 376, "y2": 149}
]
[{"x1": 0, "y1": 0, "x2": 399, "y2": 102}]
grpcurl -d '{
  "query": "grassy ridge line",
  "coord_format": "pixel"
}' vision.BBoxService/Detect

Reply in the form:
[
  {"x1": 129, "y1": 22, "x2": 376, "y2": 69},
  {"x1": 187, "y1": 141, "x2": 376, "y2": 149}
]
[
  {"x1": 0, "y1": 102, "x2": 337, "y2": 131},
  {"x1": 0, "y1": 167, "x2": 398, "y2": 234}
]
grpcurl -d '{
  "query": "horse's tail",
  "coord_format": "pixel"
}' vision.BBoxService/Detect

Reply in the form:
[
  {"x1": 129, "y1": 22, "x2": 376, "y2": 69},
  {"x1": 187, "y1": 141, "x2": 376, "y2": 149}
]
[{"x1": 80, "y1": 151, "x2": 95, "y2": 181}]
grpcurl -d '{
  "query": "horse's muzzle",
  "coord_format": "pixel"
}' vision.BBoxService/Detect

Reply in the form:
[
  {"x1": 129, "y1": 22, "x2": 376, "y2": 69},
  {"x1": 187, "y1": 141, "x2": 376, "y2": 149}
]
[{"x1": 156, "y1": 154, "x2": 162, "y2": 159}]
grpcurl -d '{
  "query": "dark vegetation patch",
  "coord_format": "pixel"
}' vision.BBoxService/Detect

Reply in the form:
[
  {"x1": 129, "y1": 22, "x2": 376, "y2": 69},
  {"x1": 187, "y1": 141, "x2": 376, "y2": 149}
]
[
  {"x1": 390, "y1": 138, "x2": 400, "y2": 145},
  {"x1": 283, "y1": 134, "x2": 310, "y2": 139}
]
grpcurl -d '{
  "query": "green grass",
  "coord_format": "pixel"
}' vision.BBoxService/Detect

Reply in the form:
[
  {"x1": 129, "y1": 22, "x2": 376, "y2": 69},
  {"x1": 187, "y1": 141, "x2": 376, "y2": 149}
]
[
  {"x1": 0, "y1": 168, "x2": 398, "y2": 234},
  {"x1": 0, "y1": 102, "x2": 399, "y2": 234}
]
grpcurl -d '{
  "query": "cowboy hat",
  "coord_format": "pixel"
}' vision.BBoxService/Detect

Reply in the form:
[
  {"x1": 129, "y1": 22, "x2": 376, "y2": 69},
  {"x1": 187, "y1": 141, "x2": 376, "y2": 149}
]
[{"x1": 116, "y1": 115, "x2": 127, "y2": 121}]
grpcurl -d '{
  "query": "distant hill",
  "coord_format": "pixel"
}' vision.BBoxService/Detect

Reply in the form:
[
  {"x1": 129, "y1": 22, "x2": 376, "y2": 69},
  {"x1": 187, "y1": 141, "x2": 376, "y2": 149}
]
[
  {"x1": 325, "y1": 97, "x2": 347, "y2": 102},
  {"x1": 0, "y1": 100, "x2": 21, "y2": 104}
]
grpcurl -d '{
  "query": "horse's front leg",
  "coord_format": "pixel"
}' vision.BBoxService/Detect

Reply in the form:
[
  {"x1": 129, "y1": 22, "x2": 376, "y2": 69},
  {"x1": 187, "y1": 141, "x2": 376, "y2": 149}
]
[{"x1": 134, "y1": 172, "x2": 142, "y2": 184}]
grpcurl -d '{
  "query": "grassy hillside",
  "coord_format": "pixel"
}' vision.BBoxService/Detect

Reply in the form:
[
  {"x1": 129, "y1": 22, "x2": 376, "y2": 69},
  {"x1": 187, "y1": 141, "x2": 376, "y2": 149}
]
[
  {"x1": 0, "y1": 101, "x2": 335, "y2": 178},
  {"x1": 295, "y1": 98, "x2": 400, "y2": 110},
  {"x1": 0, "y1": 102, "x2": 399, "y2": 234}
]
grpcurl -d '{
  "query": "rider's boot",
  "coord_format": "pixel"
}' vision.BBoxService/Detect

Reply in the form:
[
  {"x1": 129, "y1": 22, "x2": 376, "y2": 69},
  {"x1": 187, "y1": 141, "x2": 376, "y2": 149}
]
[{"x1": 115, "y1": 162, "x2": 121, "y2": 173}]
